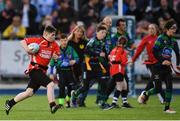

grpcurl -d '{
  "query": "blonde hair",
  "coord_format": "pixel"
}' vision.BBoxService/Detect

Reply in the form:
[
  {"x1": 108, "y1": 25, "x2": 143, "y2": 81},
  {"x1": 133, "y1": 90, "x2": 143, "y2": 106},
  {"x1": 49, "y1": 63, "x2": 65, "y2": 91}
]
[{"x1": 72, "y1": 25, "x2": 87, "y2": 41}]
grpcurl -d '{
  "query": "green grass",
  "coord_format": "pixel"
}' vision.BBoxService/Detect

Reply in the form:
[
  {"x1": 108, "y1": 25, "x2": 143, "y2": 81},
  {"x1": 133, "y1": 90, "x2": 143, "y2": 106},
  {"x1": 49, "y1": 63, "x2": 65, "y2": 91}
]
[{"x1": 0, "y1": 95, "x2": 180, "y2": 120}]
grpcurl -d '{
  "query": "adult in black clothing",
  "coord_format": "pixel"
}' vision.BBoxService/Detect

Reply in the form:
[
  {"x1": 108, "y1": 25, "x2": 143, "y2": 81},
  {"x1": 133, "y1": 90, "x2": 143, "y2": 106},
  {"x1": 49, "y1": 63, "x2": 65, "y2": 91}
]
[
  {"x1": 0, "y1": 0, "x2": 16, "y2": 32},
  {"x1": 68, "y1": 25, "x2": 88, "y2": 86},
  {"x1": 18, "y1": 0, "x2": 37, "y2": 35},
  {"x1": 79, "y1": 0, "x2": 99, "y2": 28},
  {"x1": 58, "y1": 1, "x2": 77, "y2": 34},
  {"x1": 155, "y1": 0, "x2": 177, "y2": 24}
]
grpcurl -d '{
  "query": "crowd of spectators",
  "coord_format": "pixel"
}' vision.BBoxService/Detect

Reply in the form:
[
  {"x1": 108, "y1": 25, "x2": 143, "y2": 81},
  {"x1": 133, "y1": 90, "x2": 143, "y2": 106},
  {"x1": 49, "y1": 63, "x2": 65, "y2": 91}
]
[{"x1": 0, "y1": 0, "x2": 179, "y2": 40}]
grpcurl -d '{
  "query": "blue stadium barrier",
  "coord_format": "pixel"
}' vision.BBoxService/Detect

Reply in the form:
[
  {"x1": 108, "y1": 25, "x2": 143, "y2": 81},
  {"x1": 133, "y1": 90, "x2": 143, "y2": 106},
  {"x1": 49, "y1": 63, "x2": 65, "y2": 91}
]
[{"x1": 1, "y1": 89, "x2": 180, "y2": 95}]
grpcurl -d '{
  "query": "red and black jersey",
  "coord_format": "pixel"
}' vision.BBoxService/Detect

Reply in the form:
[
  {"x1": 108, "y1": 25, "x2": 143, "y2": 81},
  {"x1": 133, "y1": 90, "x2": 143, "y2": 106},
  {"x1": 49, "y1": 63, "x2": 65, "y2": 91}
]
[
  {"x1": 25, "y1": 37, "x2": 60, "y2": 69},
  {"x1": 132, "y1": 35, "x2": 158, "y2": 64},
  {"x1": 109, "y1": 47, "x2": 128, "y2": 76}
]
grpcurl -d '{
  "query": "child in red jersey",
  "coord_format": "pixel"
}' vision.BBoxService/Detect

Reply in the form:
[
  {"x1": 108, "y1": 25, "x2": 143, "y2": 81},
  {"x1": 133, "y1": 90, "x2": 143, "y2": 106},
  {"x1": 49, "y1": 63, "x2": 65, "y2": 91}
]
[
  {"x1": 103, "y1": 36, "x2": 132, "y2": 110},
  {"x1": 5, "y1": 25, "x2": 60, "y2": 115}
]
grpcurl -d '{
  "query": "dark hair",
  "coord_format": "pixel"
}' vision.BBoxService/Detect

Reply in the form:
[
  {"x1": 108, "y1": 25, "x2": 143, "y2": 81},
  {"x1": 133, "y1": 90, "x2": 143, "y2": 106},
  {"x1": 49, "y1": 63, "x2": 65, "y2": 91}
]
[
  {"x1": 177, "y1": 2, "x2": 180, "y2": 12},
  {"x1": 116, "y1": 18, "x2": 125, "y2": 27},
  {"x1": 117, "y1": 36, "x2": 128, "y2": 45},
  {"x1": 164, "y1": 19, "x2": 177, "y2": 30},
  {"x1": 61, "y1": 33, "x2": 67, "y2": 39},
  {"x1": 96, "y1": 25, "x2": 107, "y2": 32},
  {"x1": 97, "y1": 22, "x2": 108, "y2": 29},
  {"x1": 44, "y1": 25, "x2": 57, "y2": 33}
]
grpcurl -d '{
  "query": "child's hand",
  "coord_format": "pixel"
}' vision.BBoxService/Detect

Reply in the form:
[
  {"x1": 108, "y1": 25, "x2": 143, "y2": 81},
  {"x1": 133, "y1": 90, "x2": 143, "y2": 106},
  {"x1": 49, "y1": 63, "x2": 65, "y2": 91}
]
[
  {"x1": 128, "y1": 59, "x2": 133, "y2": 66},
  {"x1": 162, "y1": 60, "x2": 171, "y2": 66},
  {"x1": 49, "y1": 74, "x2": 55, "y2": 81},
  {"x1": 69, "y1": 60, "x2": 76, "y2": 65},
  {"x1": 100, "y1": 52, "x2": 105, "y2": 57},
  {"x1": 26, "y1": 47, "x2": 35, "y2": 54}
]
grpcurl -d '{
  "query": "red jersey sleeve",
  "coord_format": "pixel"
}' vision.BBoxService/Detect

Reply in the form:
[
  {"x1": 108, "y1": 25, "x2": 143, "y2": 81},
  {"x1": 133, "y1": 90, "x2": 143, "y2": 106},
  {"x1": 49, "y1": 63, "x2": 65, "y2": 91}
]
[
  {"x1": 53, "y1": 42, "x2": 60, "y2": 56},
  {"x1": 132, "y1": 36, "x2": 147, "y2": 62},
  {"x1": 24, "y1": 37, "x2": 38, "y2": 45}
]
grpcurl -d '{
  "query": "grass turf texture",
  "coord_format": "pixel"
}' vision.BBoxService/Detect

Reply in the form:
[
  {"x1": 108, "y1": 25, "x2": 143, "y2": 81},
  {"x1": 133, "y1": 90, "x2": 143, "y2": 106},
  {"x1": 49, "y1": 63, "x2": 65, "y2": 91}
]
[{"x1": 0, "y1": 95, "x2": 180, "y2": 120}]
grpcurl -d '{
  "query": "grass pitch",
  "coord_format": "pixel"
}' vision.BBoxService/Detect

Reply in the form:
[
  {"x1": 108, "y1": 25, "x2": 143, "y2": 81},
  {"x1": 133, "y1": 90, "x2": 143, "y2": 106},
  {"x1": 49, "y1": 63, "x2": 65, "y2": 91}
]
[{"x1": 0, "y1": 95, "x2": 180, "y2": 120}]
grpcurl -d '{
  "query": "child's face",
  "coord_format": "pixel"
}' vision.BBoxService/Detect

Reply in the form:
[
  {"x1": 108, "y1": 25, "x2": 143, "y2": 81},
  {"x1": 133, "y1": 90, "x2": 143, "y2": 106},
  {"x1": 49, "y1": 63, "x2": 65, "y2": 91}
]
[
  {"x1": 43, "y1": 31, "x2": 56, "y2": 42},
  {"x1": 97, "y1": 30, "x2": 107, "y2": 40},
  {"x1": 167, "y1": 24, "x2": 177, "y2": 36},
  {"x1": 60, "y1": 38, "x2": 68, "y2": 48}
]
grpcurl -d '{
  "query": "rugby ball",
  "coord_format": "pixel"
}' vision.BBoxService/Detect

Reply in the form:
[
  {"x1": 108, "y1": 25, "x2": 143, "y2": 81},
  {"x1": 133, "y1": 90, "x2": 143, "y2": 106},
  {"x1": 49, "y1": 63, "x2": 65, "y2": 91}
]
[{"x1": 28, "y1": 43, "x2": 40, "y2": 53}]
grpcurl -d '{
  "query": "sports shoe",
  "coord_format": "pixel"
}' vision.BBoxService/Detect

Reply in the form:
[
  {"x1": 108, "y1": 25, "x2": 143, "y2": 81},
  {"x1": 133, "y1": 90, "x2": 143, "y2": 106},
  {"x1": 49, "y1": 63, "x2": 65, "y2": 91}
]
[
  {"x1": 164, "y1": 109, "x2": 176, "y2": 114},
  {"x1": 5, "y1": 100, "x2": 12, "y2": 115},
  {"x1": 78, "y1": 102, "x2": 86, "y2": 107},
  {"x1": 51, "y1": 105, "x2": 60, "y2": 114},
  {"x1": 77, "y1": 98, "x2": 86, "y2": 107},
  {"x1": 137, "y1": 91, "x2": 149, "y2": 104},
  {"x1": 100, "y1": 102, "x2": 110, "y2": 109},
  {"x1": 122, "y1": 103, "x2": 133, "y2": 108},
  {"x1": 103, "y1": 103, "x2": 119, "y2": 110},
  {"x1": 66, "y1": 101, "x2": 71, "y2": 108}
]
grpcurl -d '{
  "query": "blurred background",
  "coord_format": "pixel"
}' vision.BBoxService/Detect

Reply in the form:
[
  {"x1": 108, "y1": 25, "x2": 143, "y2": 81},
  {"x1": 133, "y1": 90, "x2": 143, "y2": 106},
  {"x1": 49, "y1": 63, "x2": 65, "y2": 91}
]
[{"x1": 0, "y1": 0, "x2": 179, "y2": 95}]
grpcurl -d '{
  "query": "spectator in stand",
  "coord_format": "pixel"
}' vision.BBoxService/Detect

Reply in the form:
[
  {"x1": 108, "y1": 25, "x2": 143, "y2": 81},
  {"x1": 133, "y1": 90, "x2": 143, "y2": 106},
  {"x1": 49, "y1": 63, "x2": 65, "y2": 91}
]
[
  {"x1": 143, "y1": 6, "x2": 156, "y2": 23},
  {"x1": 39, "y1": 15, "x2": 53, "y2": 34},
  {"x1": 0, "y1": 0, "x2": 5, "y2": 12},
  {"x1": 100, "y1": 0, "x2": 116, "y2": 18},
  {"x1": 157, "y1": 17, "x2": 167, "y2": 34},
  {"x1": 31, "y1": 0, "x2": 54, "y2": 17},
  {"x1": 0, "y1": 0, "x2": 16, "y2": 33},
  {"x1": 51, "y1": 10, "x2": 59, "y2": 29},
  {"x1": 58, "y1": 0, "x2": 77, "y2": 34},
  {"x1": 2, "y1": 15, "x2": 26, "y2": 40},
  {"x1": 176, "y1": 2, "x2": 180, "y2": 34},
  {"x1": 136, "y1": 20, "x2": 150, "y2": 39},
  {"x1": 126, "y1": 0, "x2": 142, "y2": 22},
  {"x1": 40, "y1": 10, "x2": 59, "y2": 34},
  {"x1": 31, "y1": 0, "x2": 55, "y2": 28},
  {"x1": 79, "y1": 0, "x2": 99, "y2": 28},
  {"x1": 19, "y1": 0, "x2": 37, "y2": 35},
  {"x1": 155, "y1": 0, "x2": 177, "y2": 24}
]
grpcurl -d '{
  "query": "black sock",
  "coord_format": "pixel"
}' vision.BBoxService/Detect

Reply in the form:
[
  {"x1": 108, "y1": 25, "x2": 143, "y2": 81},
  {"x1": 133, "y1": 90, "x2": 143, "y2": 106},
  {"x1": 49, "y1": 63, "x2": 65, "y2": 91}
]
[
  {"x1": 145, "y1": 81, "x2": 154, "y2": 91},
  {"x1": 112, "y1": 90, "x2": 121, "y2": 104},
  {"x1": 50, "y1": 102, "x2": 56, "y2": 109},
  {"x1": 121, "y1": 90, "x2": 128, "y2": 104},
  {"x1": 9, "y1": 99, "x2": 17, "y2": 107},
  {"x1": 114, "y1": 90, "x2": 121, "y2": 98}
]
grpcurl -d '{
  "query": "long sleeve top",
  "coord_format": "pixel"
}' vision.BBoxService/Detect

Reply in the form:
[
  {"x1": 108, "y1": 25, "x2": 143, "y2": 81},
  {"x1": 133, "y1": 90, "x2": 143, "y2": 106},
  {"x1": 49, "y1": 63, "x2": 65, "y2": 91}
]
[
  {"x1": 50, "y1": 45, "x2": 79, "y2": 74},
  {"x1": 153, "y1": 33, "x2": 180, "y2": 66},
  {"x1": 132, "y1": 35, "x2": 158, "y2": 64}
]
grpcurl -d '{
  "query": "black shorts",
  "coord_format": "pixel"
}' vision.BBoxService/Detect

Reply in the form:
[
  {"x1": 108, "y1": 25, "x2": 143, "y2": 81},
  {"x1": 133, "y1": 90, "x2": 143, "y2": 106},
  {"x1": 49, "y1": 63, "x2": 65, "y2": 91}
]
[
  {"x1": 112, "y1": 73, "x2": 124, "y2": 82},
  {"x1": 27, "y1": 69, "x2": 52, "y2": 93},
  {"x1": 58, "y1": 70, "x2": 75, "y2": 87}
]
